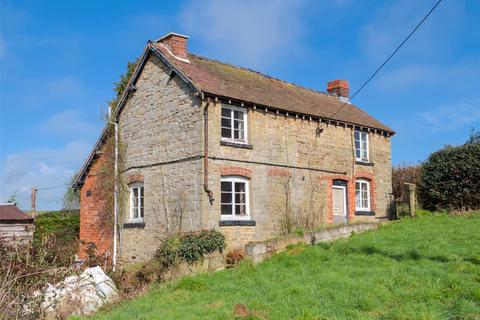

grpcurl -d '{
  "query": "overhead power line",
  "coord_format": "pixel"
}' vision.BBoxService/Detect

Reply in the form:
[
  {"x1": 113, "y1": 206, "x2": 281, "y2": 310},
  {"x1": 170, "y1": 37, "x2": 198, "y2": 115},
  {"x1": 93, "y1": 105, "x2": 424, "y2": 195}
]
[
  {"x1": 7, "y1": 155, "x2": 86, "y2": 161},
  {"x1": 325, "y1": 0, "x2": 443, "y2": 123},
  {"x1": 37, "y1": 184, "x2": 69, "y2": 191}
]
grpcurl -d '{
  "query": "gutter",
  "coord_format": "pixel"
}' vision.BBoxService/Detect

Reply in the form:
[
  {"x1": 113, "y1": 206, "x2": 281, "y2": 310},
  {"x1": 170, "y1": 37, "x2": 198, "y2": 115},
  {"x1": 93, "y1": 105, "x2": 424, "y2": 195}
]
[{"x1": 202, "y1": 93, "x2": 395, "y2": 136}]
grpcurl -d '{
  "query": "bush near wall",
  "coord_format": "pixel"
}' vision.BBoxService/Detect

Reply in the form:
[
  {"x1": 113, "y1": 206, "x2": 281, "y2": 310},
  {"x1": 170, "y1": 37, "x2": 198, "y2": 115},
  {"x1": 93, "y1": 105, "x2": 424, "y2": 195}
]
[
  {"x1": 418, "y1": 142, "x2": 480, "y2": 212},
  {"x1": 34, "y1": 210, "x2": 80, "y2": 244},
  {"x1": 155, "y1": 229, "x2": 226, "y2": 269},
  {"x1": 33, "y1": 210, "x2": 80, "y2": 266},
  {"x1": 392, "y1": 164, "x2": 422, "y2": 202},
  {"x1": 1, "y1": 211, "x2": 80, "y2": 318},
  {"x1": 113, "y1": 230, "x2": 226, "y2": 298}
]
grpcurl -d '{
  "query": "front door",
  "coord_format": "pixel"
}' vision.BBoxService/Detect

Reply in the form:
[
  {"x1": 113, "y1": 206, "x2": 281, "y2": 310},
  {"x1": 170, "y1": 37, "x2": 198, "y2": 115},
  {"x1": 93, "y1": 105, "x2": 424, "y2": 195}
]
[{"x1": 332, "y1": 186, "x2": 347, "y2": 224}]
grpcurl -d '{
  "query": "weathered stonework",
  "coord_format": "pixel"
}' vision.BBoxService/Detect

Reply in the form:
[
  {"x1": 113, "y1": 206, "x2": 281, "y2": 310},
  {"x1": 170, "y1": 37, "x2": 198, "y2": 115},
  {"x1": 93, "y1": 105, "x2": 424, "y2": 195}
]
[
  {"x1": 79, "y1": 50, "x2": 392, "y2": 265},
  {"x1": 203, "y1": 100, "x2": 392, "y2": 245},
  {"x1": 117, "y1": 54, "x2": 204, "y2": 261}
]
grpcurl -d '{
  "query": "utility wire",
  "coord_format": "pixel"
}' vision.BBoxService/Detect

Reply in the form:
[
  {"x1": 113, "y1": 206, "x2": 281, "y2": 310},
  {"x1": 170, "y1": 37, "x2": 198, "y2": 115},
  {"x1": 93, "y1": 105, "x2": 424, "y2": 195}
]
[
  {"x1": 37, "y1": 184, "x2": 69, "y2": 191},
  {"x1": 7, "y1": 155, "x2": 86, "y2": 161},
  {"x1": 324, "y1": 0, "x2": 443, "y2": 124}
]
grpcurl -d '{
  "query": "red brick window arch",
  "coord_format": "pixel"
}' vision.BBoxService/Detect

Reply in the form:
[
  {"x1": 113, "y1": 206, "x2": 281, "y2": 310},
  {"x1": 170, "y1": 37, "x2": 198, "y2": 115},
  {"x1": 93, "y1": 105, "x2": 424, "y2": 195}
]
[{"x1": 220, "y1": 166, "x2": 252, "y2": 179}]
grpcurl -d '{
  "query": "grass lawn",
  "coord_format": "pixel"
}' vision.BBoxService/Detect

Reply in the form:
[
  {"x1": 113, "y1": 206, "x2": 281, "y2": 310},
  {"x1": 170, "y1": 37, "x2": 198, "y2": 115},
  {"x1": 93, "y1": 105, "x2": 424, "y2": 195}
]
[{"x1": 84, "y1": 213, "x2": 480, "y2": 319}]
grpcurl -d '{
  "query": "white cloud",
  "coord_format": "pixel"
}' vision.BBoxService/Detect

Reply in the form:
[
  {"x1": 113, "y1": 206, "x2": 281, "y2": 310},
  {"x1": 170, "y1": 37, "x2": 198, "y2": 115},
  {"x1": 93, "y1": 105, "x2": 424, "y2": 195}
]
[
  {"x1": 419, "y1": 98, "x2": 480, "y2": 131},
  {"x1": 0, "y1": 140, "x2": 91, "y2": 210},
  {"x1": 179, "y1": 0, "x2": 308, "y2": 69},
  {"x1": 36, "y1": 109, "x2": 98, "y2": 138}
]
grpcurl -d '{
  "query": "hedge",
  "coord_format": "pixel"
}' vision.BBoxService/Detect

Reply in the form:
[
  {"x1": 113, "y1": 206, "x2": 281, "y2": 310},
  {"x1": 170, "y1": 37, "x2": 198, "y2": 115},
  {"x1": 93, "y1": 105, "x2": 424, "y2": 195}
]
[
  {"x1": 418, "y1": 142, "x2": 480, "y2": 211},
  {"x1": 34, "y1": 210, "x2": 80, "y2": 244}
]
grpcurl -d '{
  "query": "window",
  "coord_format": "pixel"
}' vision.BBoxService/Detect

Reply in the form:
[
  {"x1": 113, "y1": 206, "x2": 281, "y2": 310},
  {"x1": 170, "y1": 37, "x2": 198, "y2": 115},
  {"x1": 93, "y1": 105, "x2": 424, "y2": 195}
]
[
  {"x1": 354, "y1": 130, "x2": 369, "y2": 162},
  {"x1": 221, "y1": 106, "x2": 247, "y2": 143},
  {"x1": 129, "y1": 183, "x2": 144, "y2": 222},
  {"x1": 355, "y1": 179, "x2": 370, "y2": 211},
  {"x1": 220, "y1": 176, "x2": 250, "y2": 220}
]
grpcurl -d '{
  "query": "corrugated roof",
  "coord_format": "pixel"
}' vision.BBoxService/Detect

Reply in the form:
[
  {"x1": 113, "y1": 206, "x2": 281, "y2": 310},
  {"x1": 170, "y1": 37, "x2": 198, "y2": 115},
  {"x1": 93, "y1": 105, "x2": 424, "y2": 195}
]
[
  {"x1": 0, "y1": 204, "x2": 33, "y2": 222},
  {"x1": 152, "y1": 43, "x2": 394, "y2": 133}
]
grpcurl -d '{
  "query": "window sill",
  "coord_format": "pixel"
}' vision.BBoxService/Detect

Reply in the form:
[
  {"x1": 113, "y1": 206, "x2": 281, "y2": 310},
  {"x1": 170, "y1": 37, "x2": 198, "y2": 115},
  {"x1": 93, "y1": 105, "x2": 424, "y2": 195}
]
[
  {"x1": 355, "y1": 211, "x2": 375, "y2": 216},
  {"x1": 219, "y1": 220, "x2": 256, "y2": 226},
  {"x1": 220, "y1": 140, "x2": 253, "y2": 149},
  {"x1": 123, "y1": 222, "x2": 145, "y2": 229},
  {"x1": 355, "y1": 160, "x2": 374, "y2": 166}
]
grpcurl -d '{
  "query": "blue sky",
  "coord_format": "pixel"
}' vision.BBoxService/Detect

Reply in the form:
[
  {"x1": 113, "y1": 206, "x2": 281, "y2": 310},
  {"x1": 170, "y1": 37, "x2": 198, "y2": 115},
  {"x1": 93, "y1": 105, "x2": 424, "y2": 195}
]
[{"x1": 1, "y1": 0, "x2": 479, "y2": 210}]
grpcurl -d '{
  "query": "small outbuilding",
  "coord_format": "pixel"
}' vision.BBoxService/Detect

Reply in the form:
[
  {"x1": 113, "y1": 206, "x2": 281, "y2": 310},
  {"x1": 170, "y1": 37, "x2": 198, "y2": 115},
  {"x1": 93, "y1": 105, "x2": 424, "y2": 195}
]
[{"x1": 0, "y1": 203, "x2": 35, "y2": 245}]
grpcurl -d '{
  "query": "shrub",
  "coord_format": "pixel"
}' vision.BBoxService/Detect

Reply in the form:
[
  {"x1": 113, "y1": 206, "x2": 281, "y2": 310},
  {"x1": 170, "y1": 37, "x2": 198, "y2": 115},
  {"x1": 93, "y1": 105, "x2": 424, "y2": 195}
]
[
  {"x1": 111, "y1": 261, "x2": 163, "y2": 298},
  {"x1": 154, "y1": 229, "x2": 225, "y2": 270},
  {"x1": 0, "y1": 210, "x2": 80, "y2": 317},
  {"x1": 0, "y1": 234, "x2": 76, "y2": 318},
  {"x1": 34, "y1": 210, "x2": 80, "y2": 244},
  {"x1": 226, "y1": 249, "x2": 245, "y2": 267},
  {"x1": 112, "y1": 230, "x2": 225, "y2": 299},
  {"x1": 418, "y1": 142, "x2": 480, "y2": 211},
  {"x1": 392, "y1": 163, "x2": 422, "y2": 202}
]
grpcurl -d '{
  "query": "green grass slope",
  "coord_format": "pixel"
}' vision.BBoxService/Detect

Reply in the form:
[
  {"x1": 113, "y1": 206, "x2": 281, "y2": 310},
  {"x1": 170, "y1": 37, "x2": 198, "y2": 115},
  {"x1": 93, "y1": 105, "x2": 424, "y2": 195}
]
[{"x1": 84, "y1": 213, "x2": 480, "y2": 319}]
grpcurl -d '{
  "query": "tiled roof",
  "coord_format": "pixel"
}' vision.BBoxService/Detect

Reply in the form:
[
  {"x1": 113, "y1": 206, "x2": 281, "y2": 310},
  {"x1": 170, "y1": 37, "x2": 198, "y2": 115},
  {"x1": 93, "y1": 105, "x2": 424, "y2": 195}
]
[
  {"x1": 74, "y1": 41, "x2": 394, "y2": 189},
  {"x1": 0, "y1": 204, "x2": 33, "y2": 222},
  {"x1": 152, "y1": 43, "x2": 394, "y2": 133}
]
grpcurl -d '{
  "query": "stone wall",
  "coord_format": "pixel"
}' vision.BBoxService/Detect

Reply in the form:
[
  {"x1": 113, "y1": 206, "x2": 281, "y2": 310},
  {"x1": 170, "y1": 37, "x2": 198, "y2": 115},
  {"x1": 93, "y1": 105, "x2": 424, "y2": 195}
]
[
  {"x1": 202, "y1": 100, "x2": 392, "y2": 248},
  {"x1": 245, "y1": 222, "x2": 380, "y2": 263},
  {"x1": 105, "y1": 53, "x2": 391, "y2": 262},
  {"x1": 118, "y1": 54, "x2": 204, "y2": 262}
]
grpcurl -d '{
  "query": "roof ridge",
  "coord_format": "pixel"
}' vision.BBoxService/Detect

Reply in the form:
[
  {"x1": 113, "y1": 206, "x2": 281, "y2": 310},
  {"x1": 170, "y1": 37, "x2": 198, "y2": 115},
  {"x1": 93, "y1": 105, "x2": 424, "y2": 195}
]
[{"x1": 187, "y1": 53, "x2": 337, "y2": 100}]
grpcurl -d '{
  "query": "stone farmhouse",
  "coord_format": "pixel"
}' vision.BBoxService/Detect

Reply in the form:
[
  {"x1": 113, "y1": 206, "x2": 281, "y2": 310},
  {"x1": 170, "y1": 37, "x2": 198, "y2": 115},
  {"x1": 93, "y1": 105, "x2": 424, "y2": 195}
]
[{"x1": 74, "y1": 32, "x2": 394, "y2": 265}]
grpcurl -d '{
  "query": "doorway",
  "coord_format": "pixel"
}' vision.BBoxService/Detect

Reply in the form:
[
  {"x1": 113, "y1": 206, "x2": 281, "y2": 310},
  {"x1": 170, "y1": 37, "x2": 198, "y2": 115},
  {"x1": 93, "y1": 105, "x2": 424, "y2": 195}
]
[{"x1": 332, "y1": 185, "x2": 347, "y2": 224}]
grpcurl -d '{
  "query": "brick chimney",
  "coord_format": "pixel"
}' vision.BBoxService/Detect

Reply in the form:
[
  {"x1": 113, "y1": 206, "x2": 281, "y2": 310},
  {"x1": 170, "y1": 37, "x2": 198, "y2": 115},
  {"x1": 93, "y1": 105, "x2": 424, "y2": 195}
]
[
  {"x1": 327, "y1": 80, "x2": 349, "y2": 98},
  {"x1": 156, "y1": 32, "x2": 189, "y2": 59}
]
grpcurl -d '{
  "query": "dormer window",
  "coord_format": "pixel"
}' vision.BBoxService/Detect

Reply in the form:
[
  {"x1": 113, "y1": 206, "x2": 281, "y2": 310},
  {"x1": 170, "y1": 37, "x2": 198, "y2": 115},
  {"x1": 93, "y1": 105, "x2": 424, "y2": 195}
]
[
  {"x1": 354, "y1": 130, "x2": 369, "y2": 162},
  {"x1": 221, "y1": 106, "x2": 247, "y2": 143}
]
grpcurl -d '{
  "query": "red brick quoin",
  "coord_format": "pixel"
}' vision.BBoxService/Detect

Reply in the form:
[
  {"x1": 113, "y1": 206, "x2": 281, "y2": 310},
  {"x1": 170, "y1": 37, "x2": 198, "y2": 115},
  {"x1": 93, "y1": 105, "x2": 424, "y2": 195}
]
[
  {"x1": 323, "y1": 171, "x2": 376, "y2": 224},
  {"x1": 322, "y1": 175, "x2": 354, "y2": 224},
  {"x1": 79, "y1": 153, "x2": 113, "y2": 264},
  {"x1": 220, "y1": 166, "x2": 252, "y2": 179}
]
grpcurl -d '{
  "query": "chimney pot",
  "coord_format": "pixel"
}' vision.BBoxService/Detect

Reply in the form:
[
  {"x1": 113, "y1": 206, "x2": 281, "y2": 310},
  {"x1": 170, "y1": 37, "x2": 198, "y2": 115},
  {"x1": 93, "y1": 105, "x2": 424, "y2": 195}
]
[
  {"x1": 327, "y1": 80, "x2": 349, "y2": 98},
  {"x1": 156, "y1": 32, "x2": 189, "y2": 59}
]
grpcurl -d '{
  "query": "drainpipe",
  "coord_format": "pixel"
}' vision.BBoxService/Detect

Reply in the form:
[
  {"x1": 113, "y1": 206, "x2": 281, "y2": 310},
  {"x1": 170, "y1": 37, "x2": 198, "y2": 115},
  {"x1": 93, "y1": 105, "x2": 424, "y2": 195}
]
[
  {"x1": 203, "y1": 99, "x2": 214, "y2": 204},
  {"x1": 108, "y1": 120, "x2": 119, "y2": 271}
]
